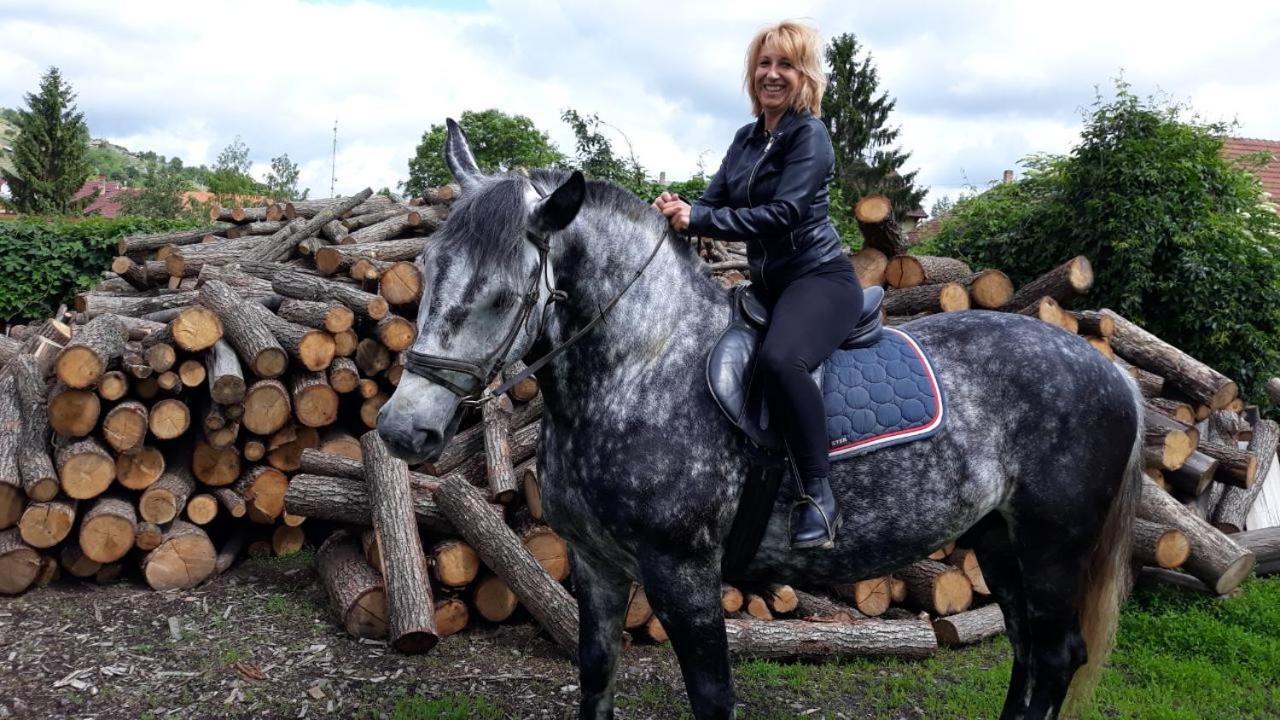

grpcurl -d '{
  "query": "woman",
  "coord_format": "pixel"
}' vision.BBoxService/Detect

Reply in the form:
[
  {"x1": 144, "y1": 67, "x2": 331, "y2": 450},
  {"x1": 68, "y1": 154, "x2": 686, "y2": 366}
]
[{"x1": 654, "y1": 20, "x2": 863, "y2": 550}]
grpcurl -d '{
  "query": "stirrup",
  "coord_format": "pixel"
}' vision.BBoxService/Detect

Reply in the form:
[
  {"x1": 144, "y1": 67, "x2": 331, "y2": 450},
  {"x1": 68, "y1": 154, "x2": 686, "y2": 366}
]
[{"x1": 787, "y1": 496, "x2": 843, "y2": 551}]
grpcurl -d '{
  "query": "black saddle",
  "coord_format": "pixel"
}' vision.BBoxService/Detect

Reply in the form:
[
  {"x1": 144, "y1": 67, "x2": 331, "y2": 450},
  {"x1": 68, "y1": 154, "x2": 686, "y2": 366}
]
[{"x1": 706, "y1": 282, "x2": 885, "y2": 451}]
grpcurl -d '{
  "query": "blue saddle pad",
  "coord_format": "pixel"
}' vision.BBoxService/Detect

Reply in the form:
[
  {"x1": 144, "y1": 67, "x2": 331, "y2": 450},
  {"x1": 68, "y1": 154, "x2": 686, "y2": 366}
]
[{"x1": 824, "y1": 327, "x2": 945, "y2": 460}]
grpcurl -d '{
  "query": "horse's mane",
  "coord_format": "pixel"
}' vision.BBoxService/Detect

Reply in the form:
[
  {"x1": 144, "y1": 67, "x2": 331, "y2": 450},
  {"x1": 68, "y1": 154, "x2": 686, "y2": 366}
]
[{"x1": 428, "y1": 168, "x2": 696, "y2": 288}]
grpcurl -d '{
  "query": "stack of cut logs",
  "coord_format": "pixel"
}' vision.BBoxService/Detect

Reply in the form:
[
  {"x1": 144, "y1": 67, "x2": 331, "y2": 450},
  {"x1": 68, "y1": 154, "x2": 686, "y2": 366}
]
[{"x1": 2, "y1": 186, "x2": 1277, "y2": 664}]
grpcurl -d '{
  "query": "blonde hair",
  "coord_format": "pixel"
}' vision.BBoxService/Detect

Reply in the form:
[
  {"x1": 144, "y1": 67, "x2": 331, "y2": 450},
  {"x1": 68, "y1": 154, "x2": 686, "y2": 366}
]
[{"x1": 744, "y1": 21, "x2": 826, "y2": 117}]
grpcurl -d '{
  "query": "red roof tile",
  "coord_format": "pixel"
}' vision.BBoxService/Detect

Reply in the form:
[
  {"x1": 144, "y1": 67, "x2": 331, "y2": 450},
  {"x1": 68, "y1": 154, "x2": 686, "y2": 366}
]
[{"x1": 1221, "y1": 137, "x2": 1280, "y2": 204}]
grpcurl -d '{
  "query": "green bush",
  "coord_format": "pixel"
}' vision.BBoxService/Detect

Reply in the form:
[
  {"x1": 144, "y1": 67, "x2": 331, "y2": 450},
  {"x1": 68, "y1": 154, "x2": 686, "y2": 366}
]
[
  {"x1": 0, "y1": 215, "x2": 198, "y2": 323},
  {"x1": 918, "y1": 84, "x2": 1280, "y2": 406}
]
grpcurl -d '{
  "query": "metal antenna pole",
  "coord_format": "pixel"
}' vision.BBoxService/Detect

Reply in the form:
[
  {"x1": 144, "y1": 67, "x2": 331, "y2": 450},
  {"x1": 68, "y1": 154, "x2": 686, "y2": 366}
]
[{"x1": 330, "y1": 118, "x2": 338, "y2": 197}]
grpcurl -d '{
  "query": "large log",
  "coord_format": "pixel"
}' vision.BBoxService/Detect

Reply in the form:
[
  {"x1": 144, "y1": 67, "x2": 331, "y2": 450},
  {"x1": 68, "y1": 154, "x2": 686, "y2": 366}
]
[
  {"x1": 1101, "y1": 309, "x2": 1237, "y2": 410},
  {"x1": 76, "y1": 290, "x2": 198, "y2": 320},
  {"x1": 139, "y1": 462, "x2": 196, "y2": 524},
  {"x1": 234, "y1": 465, "x2": 289, "y2": 524},
  {"x1": 55, "y1": 314, "x2": 127, "y2": 388},
  {"x1": 270, "y1": 267, "x2": 389, "y2": 320},
  {"x1": 957, "y1": 270, "x2": 1014, "y2": 310},
  {"x1": 431, "y1": 539, "x2": 480, "y2": 588},
  {"x1": 18, "y1": 498, "x2": 77, "y2": 549},
  {"x1": 883, "y1": 283, "x2": 970, "y2": 315},
  {"x1": 56, "y1": 436, "x2": 115, "y2": 499},
  {"x1": 347, "y1": 212, "x2": 423, "y2": 245},
  {"x1": 378, "y1": 262, "x2": 424, "y2": 306},
  {"x1": 251, "y1": 189, "x2": 373, "y2": 262},
  {"x1": 103, "y1": 400, "x2": 148, "y2": 454},
  {"x1": 198, "y1": 280, "x2": 288, "y2": 378},
  {"x1": 361, "y1": 432, "x2": 437, "y2": 654},
  {"x1": 1132, "y1": 518, "x2": 1190, "y2": 569},
  {"x1": 853, "y1": 195, "x2": 909, "y2": 257},
  {"x1": 291, "y1": 371, "x2": 339, "y2": 428},
  {"x1": 168, "y1": 306, "x2": 223, "y2": 352},
  {"x1": 149, "y1": 398, "x2": 191, "y2": 440},
  {"x1": 1137, "y1": 477, "x2": 1254, "y2": 593},
  {"x1": 205, "y1": 339, "x2": 246, "y2": 404},
  {"x1": 832, "y1": 577, "x2": 891, "y2": 617},
  {"x1": 315, "y1": 236, "x2": 427, "y2": 276},
  {"x1": 79, "y1": 495, "x2": 137, "y2": 563},
  {"x1": 1211, "y1": 419, "x2": 1279, "y2": 533},
  {"x1": 791, "y1": 589, "x2": 865, "y2": 623},
  {"x1": 724, "y1": 618, "x2": 937, "y2": 660},
  {"x1": 141, "y1": 520, "x2": 216, "y2": 591},
  {"x1": 297, "y1": 448, "x2": 437, "y2": 486},
  {"x1": 1233, "y1": 527, "x2": 1280, "y2": 567},
  {"x1": 849, "y1": 248, "x2": 888, "y2": 288},
  {"x1": 277, "y1": 299, "x2": 355, "y2": 334},
  {"x1": 116, "y1": 446, "x2": 165, "y2": 490},
  {"x1": 482, "y1": 391, "x2": 518, "y2": 504},
  {"x1": 243, "y1": 378, "x2": 292, "y2": 435},
  {"x1": 48, "y1": 383, "x2": 100, "y2": 437},
  {"x1": 10, "y1": 356, "x2": 59, "y2": 502},
  {"x1": 0, "y1": 529, "x2": 41, "y2": 595},
  {"x1": 0, "y1": 376, "x2": 20, "y2": 530},
  {"x1": 1007, "y1": 256, "x2": 1093, "y2": 311},
  {"x1": 317, "y1": 531, "x2": 388, "y2": 639},
  {"x1": 117, "y1": 226, "x2": 229, "y2": 255},
  {"x1": 895, "y1": 560, "x2": 973, "y2": 616},
  {"x1": 433, "y1": 472, "x2": 579, "y2": 656},
  {"x1": 884, "y1": 255, "x2": 972, "y2": 289},
  {"x1": 242, "y1": 301, "x2": 336, "y2": 372},
  {"x1": 932, "y1": 604, "x2": 1005, "y2": 647},
  {"x1": 192, "y1": 438, "x2": 240, "y2": 487},
  {"x1": 1197, "y1": 439, "x2": 1258, "y2": 490}
]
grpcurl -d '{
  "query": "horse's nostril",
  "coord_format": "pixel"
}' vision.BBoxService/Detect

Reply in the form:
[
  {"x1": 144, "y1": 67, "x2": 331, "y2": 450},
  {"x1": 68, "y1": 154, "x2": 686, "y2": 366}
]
[{"x1": 417, "y1": 428, "x2": 444, "y2": 461}]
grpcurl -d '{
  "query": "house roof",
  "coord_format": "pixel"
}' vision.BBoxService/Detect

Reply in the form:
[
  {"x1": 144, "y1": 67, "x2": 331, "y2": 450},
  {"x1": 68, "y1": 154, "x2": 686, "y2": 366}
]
[{"x1": 1221, "y1": 137, "x2": 1280, "y2": 203}]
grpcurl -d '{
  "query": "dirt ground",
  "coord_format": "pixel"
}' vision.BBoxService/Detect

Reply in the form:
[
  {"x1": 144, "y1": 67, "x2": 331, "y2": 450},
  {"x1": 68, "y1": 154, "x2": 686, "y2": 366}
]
[{"x1": 1, "y1": 550, "x2": 894, "y2": 720}]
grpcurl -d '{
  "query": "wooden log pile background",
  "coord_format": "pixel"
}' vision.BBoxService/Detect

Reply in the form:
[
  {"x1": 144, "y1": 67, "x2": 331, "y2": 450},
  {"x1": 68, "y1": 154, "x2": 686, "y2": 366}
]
[{"x1": 0, "y1": 188, "x2": 1277, "y2": 665}]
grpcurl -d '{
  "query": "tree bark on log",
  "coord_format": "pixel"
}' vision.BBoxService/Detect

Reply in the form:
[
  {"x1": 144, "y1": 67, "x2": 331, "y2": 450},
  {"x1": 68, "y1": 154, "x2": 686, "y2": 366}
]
[
  {"x1": 277, "y1": 299, "x2": 355, "y2": 334},
  {"x1": 791, "y1": 589, "x2": 865, "y2": 623},
  {"x1": 725, "y1": 618, "x2": 937, "y2": 660},
  {"x1": 317, "y1": 531, "x2": 388, "y2": 639},
  {"x1": 247, "y1": 189, "x2": 374, "y2": 263},
  {"x1": 142, "y1": 520, "x2": 216, "y2": 591},
  {"x1": 1197, "y1": 439, "x2": 1258, "y2": 490},
  {"x1": 347, "y1": 212, "x2": 422, "y2": 245},
  {"x1": 482, "y1": 391, "x2": 518, "y2": 504},
  {"x1": 361, "y1": 432, "x2": 438, "y2": 654},
  {"x1": 849, "y1": 248, "x2": 888, "y2": 288},
  {"x1": 140, "y1": 461, "x2": 196, "y2": 524},
  {"x1": 79, "y1": 494, "x2": 137, "y2": 563},
  {"x1": 883, "y1": 283, "x2": 970, "y2": 315},
  {"x1": 1132, "y1": 518, "x2": 1190, "y2": 569},
  {"x1": 1101, "y1": 309, "x2": 1237, "y2": 409},
  {"x1": 204, "y1": 339, "x2": 245, "y2": 405},
  {"x1": 884, "y1": 256, "x2": 971, "y2": 289},
  {"x1": 1137, "y1": 477, "x2": 1254, "y2": 593},
  {"x1": 0, "y1": 376, "x2": 20, "y2": 530},
  {"x1": 284, "y1": 472, "x2": 454, "y2": 533},
  {"x1": 10, "y1": 356, "x2": 59, "y2": 501},
  {"x1": 895, "y1": 560, "x2": 973, "y2": 616},
  {"x1": 235, "y1": 465, "x2": 289, "y2": 524},
  {"x1": 328, "y1": 357, "x2": 359, "y2": 394},
  {"x1": 853, "y1": 195, "x2": 909, "y2": 257},
  {"x1": 1166, "y1": 451, "x2": 1218, "y2": 497},
  {"x1": 1211, "y1": 419, "x2": 1279, "y2": 533},
  {"x1": 118, "y1": 226, "x2": 229, "y2": 256},
  {"x1": 76, "y1": 291, "x2": 198, "y2": 320},
  {"x1": 198, "y1": 280, "x2": 288, "y2": 378},
  {"x1": 932, "y1": 604, "x2": 1005, "y2": 646},
  {"x1": 1006, "y1": 256, "x2": 1094, "y2": 311},
  {"x1": 55, "y1": 314, "x2": 127, "y2": 389},
  {"x1": 291, "y1": 371, "x2": 339, "y2": 428},
  {"x1": 270, "y1": 267, "x2": 388, "y2": 320},
  {"x1": 242, "y1": 301, "x2": 336, "y2": 372},
  {"x1": 433, "y1": 472, "x2": 579, "y2": 656}
]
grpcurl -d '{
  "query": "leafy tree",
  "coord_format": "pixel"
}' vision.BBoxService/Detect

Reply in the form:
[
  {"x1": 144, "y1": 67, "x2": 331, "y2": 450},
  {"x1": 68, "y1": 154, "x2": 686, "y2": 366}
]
[
  {"x1": 404, "y1": 109, "x2": 563, "y2": 196},
  {"x1": 207, "y1": 135, "x2": 257, "y2": 196},
  {"x1": 821, "y1": 34, "x2": 925, "y2": 223},
  {"x1": 120, "y1": 163, "x2": 190, "y2": 219},
  {"x1": 919, "y1": 82, "x2": 1280, "y2": 406},
  {"x1": 265, "y1": 153, "x2": 307, "y2": 201},
  {"x1": 2, "y1": 67, "x2": 92, "y2": 214}
]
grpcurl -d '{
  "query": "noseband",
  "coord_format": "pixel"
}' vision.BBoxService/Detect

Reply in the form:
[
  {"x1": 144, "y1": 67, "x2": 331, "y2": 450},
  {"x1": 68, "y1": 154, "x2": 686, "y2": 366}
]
[{"x1": 401, "y1": 181, "x2": 669, "y2": 408}]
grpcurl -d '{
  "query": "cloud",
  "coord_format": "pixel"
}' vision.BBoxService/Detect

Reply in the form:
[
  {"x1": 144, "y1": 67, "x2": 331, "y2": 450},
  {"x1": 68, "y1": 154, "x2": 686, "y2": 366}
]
[{"x1": 2, "y1": 0, "x2": 1279, "y2": 212}]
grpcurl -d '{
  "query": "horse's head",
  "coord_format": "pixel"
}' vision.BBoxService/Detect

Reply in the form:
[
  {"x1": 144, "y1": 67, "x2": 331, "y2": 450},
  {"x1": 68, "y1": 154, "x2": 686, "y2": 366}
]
[{"x1": 378, "y1": 119, "x2": 586, "y2": 464}]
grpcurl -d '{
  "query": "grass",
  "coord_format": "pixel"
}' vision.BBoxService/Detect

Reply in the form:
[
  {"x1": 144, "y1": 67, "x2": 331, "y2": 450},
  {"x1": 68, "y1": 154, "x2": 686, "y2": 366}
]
[
  {"x1": 617, "y1": 576, "x2": 1280, "y2": 719},
  {"x1": 390, "y1": 693, "x2": 504, "y2": 719}
]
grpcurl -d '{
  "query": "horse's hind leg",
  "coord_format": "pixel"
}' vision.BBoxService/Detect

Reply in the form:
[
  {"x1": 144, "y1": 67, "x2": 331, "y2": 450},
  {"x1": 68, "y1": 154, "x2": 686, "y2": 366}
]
[
  {"x1": 570, "y1": 548, "x2": 632, "y2": 720},
  {"x1": 638, "y1": 552, "x2": 735, "y2": 720},
  {"x1": 966, "y1": 515, "x2": 1033, "y2": 720}
]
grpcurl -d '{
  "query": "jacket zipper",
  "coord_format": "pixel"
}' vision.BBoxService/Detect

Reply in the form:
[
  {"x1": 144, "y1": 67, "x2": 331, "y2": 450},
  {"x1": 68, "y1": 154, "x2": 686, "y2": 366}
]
[{"x1": 747, "y1": 132, "x2": 776, "y2": 292}]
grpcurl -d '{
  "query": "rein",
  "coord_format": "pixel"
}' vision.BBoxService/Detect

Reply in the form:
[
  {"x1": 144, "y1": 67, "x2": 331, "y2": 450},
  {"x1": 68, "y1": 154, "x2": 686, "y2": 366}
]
[{"x1": 402, "y1": 181, "x2": 671, "y2": 407}]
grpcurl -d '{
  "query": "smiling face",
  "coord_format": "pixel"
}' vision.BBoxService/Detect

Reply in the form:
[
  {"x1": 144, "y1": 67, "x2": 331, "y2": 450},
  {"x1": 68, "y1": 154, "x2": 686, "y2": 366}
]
[{"x1": 754, "y1": 43, "x2": 800, "y2": 117}]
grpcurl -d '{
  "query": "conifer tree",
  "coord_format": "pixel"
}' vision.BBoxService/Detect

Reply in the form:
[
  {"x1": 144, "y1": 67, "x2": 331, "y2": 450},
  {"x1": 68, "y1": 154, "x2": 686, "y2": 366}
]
[
  {"x1": 821, "y1": 34, "x2": 925, "y2": 222},
  {"x1": 2, "y1": 67, "x2": 91, "y2": 214}
]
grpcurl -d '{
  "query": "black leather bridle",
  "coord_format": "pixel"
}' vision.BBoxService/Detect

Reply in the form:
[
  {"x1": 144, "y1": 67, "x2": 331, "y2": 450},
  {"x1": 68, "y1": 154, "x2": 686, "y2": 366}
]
[{"x1": 401, "y1": 182, "x2": 669, "y2": 408}]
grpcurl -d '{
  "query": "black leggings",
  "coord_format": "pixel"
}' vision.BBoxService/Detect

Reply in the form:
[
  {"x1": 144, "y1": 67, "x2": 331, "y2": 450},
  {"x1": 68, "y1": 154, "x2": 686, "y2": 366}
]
[{"x1": 757, "y1": 259, "x2": 864, "y2": 480}]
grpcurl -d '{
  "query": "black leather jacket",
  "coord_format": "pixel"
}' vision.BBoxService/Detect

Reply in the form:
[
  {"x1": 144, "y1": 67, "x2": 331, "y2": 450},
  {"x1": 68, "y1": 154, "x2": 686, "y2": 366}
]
[{"x1": 689, "y1": 108, "x2": 845, "y2": 297}]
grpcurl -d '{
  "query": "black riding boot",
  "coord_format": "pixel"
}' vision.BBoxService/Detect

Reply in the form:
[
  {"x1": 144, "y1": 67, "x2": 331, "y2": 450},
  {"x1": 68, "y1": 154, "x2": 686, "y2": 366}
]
[{"x1": 790, "y1": 474, "x2": 842, "y2": 550}]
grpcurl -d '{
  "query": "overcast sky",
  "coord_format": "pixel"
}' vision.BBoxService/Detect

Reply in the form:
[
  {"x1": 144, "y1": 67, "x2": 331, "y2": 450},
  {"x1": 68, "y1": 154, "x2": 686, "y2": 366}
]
[{"x1": 2, "y1": 0, "x2": 1278, "y2": 211}]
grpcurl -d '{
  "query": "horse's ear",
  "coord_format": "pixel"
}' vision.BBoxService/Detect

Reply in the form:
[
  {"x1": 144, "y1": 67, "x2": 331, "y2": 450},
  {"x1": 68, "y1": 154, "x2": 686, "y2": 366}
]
[
  {"x1": 531, "y1": 171, "x2": 586, "y2": 234},
  {"x1": 444, "y1": 118, "x2": 481, "y2": 192}
]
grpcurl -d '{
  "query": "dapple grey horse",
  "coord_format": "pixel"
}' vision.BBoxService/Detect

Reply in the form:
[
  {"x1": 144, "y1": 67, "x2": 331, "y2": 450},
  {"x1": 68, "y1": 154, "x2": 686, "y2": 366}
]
[{"x1": 378, "y1": 120, "x2": 1143, "y2": 720}]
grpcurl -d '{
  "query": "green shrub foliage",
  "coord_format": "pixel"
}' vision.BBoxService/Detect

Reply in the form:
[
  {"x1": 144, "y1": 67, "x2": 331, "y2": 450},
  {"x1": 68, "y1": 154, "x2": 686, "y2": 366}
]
[
  {"x1": 919, "y1": 84, "x2": 1280, "y2": 405},
  {"x1": 0, "y1": 216, "x2": 196, "y2": 322}
]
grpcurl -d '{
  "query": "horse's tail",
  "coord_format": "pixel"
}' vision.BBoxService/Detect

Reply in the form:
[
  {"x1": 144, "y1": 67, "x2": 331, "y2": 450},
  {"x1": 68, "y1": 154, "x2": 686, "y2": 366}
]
[{"x1": 1063, "y1": 371, "x2": 1144, "y2": 716}]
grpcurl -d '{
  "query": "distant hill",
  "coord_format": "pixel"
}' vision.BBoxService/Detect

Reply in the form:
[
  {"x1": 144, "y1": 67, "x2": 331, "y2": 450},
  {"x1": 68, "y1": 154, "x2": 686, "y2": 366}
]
[{"x1": 0, "y1": 106, "x2": 161, "y2": 185}]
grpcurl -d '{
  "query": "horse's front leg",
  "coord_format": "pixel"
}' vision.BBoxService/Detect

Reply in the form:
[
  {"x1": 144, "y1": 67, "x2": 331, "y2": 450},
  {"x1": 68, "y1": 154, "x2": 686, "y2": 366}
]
[
  {"x1": 639, "y1": 551, "x2": 736, "y2": 720},
  {"x1": 569, "y1": 546, "x2": 632, "y2": 720}
]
